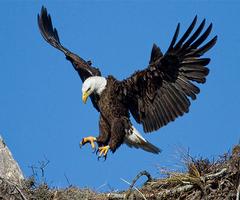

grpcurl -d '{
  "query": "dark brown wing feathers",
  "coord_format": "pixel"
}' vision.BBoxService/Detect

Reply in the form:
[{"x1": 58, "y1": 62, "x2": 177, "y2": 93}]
[
  {"x1": 149, "y1": 44, "x2": 163, "y2": 64},
  {"x1": 123, "y1": 16, "x2": 217, "y2": 133},
  {"x1": 38, "y1": 6, "x2": 101, "y2": 81},
  {"x1": 38, "y1": 8, "x2": 216, "y2": 133},
  {"x1": 38, "y1": 6, "x2": 101, "y2": 111}
]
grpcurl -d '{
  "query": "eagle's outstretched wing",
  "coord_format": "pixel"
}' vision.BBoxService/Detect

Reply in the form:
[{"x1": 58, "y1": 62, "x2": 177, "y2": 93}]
[
  {"x1": 121, "y1": 16, "x2": 217, "y2": 133},
  {"x1": 38, "y1": 6, "x2": 101, "y2": 111}
]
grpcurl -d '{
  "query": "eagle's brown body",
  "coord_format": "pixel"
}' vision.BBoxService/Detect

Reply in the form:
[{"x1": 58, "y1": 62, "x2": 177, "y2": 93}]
[
  {"x1": 97, "y1": 76, "x2": 131, "y2": 152},
  {"x1": 38, "y1": 6, "x2": 217, "y2": 157}
]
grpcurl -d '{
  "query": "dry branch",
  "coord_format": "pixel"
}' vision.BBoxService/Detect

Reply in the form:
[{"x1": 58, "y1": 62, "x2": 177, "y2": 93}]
[
  {"x1": 157, "y1": 184, "x2": 193, "y2": 196},
  {"x1": 237, "y1": 183, "x2": 240, "y2": 200},
  {"x1": 124, "y1": 170, "x2": 152, "y2": 199}
]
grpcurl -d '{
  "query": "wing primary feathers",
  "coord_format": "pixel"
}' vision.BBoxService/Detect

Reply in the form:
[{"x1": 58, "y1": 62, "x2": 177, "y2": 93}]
[
  {"x1": 187, "y1": 36, "x2": 218, "y2": 57},
  {"x1": 166, "y1": 23, "x2": 180, "y2": 53},
  {"x1": 181, "y1": 19, "x2": 206, "y2": 50},
  {"x1": 190, "y1": 23, "x2": 213, "y2": 49},
  {"x1": 180, "y1": 65, "x2": 209, "y2": 76},
  {"x1": 38, "y1": 6, "x2": 69, "y2": 54},
  {"x1": 54, "y1": 28, "x2": 60, "y2": 43},
  {"x1": 181, "y1": 58, "x2": 210, "y2": 66},
  {"x1": 174, "y1": 16, "x2": 197, "y2": 50}
]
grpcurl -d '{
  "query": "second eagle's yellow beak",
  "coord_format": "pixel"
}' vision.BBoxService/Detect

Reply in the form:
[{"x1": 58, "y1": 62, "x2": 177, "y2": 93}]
[{"x1": 82, "y1": 91, "x2": 89, "y2": 104}]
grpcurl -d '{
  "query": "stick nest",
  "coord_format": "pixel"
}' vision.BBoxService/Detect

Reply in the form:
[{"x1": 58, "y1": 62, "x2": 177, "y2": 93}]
[{"x1": 0, "y1": 144, "x2": 239, "y2": 200}]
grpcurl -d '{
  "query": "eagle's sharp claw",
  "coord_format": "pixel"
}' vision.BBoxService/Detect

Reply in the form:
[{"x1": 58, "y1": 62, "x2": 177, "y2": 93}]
[
  {"x1": 96, "y1": 148, "x2": 99, "y2": 155},
  {"x1": 104, "y1": 155, "x2": 107, "y2": 161},
  {"x1": 96, "y1": 145, "x2": 110, "y2": 159},
  {"x1": 79, "y1": 136, "x2": 97, "y2": 150}
]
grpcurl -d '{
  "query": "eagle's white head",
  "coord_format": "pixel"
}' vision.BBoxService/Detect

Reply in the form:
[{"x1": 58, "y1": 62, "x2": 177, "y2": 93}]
[{"x1": 82, "y1": 76, "x2": 107, "y2": 103}]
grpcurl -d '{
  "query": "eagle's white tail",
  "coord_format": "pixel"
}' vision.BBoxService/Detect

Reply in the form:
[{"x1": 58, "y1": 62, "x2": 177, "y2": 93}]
[{"x1": 124, "y1": 126, "x2": 161, "y2": 154}]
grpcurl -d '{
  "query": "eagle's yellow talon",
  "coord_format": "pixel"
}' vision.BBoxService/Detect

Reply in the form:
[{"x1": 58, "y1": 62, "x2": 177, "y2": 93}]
[
  {"x1": 80, "y1": 136, "x2": 97, "y2": 149},
  {"x1": 97, "y1": 145, "x2": 110, "y2": 158}
]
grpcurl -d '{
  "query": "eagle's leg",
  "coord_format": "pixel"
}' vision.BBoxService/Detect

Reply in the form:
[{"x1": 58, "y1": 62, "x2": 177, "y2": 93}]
[
  {"x1": 97, "y1": 118, "x2": 128, "y2": 159},
  {"x1": 97, "y1": 116, "x2": 110, "y2": 146},
  {"x1": 96, "y1": 116, "x2": 111, "y2": 159},
  {"x1": 80, "y1": 136, "x2": 97, "y2": 150},
  {"x1": 109, "y1": 118, "x2": 129, "y2": 152}
]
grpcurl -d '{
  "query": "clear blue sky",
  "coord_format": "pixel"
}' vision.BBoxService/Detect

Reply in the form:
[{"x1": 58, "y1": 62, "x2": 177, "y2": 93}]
[{"x1": 1, "y1": 0, "x2": 239, "y2": 191}]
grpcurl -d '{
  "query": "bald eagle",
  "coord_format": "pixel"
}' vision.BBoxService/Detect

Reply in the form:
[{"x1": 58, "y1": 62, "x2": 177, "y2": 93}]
[{"x1": 38, "y1": 7, "x2": 217, "y2": 159}]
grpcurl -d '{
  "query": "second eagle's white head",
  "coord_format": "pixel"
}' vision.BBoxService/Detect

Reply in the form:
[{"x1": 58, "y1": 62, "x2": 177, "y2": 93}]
[{"x1": 82, "y1": 76, "x2": 107, "y2": 103}]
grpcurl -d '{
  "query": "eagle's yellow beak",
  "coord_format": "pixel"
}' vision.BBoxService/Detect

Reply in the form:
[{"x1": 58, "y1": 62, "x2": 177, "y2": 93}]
[{"x1": 82, "y1": 91, "x2": 89, "y2": 104}]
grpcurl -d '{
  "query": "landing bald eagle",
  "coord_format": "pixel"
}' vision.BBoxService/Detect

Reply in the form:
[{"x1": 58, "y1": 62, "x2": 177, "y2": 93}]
[{"x1": 38, "y1": 7, "x2": 217, "y2": 159}]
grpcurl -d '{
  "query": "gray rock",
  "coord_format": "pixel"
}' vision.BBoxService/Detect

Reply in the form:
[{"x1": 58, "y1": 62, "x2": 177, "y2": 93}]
[{"x1": 0, "y1": 135, "x2": 24, "y2": 185}]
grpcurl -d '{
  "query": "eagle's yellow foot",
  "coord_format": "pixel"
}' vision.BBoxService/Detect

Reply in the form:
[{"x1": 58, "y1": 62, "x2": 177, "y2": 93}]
[
  {"x1": 97, "y1": 145, "x2": 110, "y2": 160},
  {"x1": 80, "y1": 136, "x2": 97, "y2": 150}
]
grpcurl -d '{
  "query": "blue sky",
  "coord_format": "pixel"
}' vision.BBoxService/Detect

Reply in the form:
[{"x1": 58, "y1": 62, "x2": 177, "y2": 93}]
[{"x1": 0, "y1": 0, "x2": 240, "y2": 190}]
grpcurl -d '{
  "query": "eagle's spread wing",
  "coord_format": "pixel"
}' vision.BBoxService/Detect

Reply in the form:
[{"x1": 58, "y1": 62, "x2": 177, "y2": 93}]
[
  {"x1": 122, "y1": 16, "x2": 217, "y2": 133},
  {"x1": 38, "y1": 6, "x2": 101, "y2": 111}
]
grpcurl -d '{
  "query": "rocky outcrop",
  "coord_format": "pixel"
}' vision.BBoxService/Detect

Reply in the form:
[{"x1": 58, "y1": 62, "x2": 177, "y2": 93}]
[{"x1": 0, "y1": 135, "x2": 24, "y2": 185}]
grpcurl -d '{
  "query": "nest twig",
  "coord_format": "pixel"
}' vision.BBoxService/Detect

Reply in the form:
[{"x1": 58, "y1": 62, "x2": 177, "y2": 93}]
[{"x1": 124, "y1": 170, "x2": 152, "y2": 199}]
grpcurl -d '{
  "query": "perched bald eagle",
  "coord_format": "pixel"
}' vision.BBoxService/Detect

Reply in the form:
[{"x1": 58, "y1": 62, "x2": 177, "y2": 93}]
[{"x1": 38, "y1": 7, "x2": 217, "y2": 159}]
